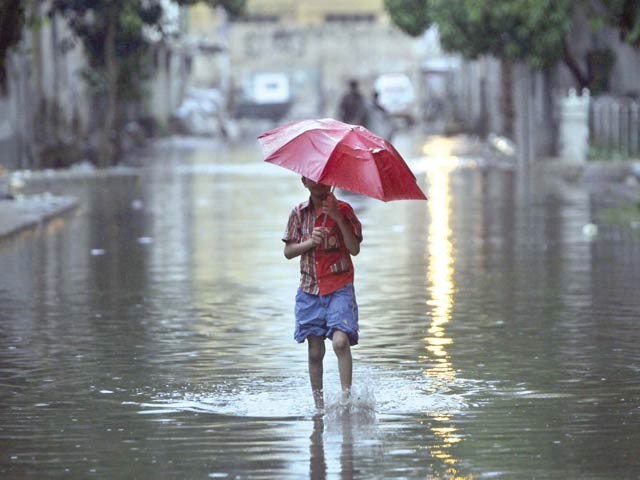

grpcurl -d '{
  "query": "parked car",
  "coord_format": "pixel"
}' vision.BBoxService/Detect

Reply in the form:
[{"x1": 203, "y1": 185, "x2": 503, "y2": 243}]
[
  {"x1": 232, "y1": 72, "x2": 292, "y2": 120},
  {"x1": 373, "y1": 73, "x2": 417, "y2": 125}
]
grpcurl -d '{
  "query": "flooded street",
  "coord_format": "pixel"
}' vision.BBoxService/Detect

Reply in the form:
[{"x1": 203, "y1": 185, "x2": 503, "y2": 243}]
[{"x1": 1, "y1": 135, "x2": 639, "y2": 479}]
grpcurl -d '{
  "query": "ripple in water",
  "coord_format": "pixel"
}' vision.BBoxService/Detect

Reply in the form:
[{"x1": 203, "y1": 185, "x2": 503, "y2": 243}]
[{"x1": 129, "y1": 367, "x2": 472, "y2": 420}]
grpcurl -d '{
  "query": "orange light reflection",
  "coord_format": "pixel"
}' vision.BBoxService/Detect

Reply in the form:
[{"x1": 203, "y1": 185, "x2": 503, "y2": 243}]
[{"x1": 421, "y1": 137, "x2": 471, "y2": 479}]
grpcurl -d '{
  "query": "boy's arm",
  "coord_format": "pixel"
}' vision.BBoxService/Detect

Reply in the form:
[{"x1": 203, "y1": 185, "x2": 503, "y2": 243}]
[
  {"x1": 284, "y1": 227, "x2": 326, "y2": 259},
  {"x1": 322, "y1": 194, "x2": 361, "y2": 256},
  {"x1": 334, "y1": 215, "x2": 360, "y2": 256}
]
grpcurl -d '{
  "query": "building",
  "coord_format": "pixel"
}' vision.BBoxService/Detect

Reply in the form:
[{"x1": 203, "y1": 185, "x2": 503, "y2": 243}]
[{"x1": 186, "y1": 0, "x2": 434, "y2": 121}]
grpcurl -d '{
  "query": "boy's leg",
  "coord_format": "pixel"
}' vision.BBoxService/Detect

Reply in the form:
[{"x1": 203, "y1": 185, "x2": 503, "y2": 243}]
[
  {"x1": 332, "y1": 330, "x2": 352, "y2": 392},
  {"x1": 326, "y1": 284, "x2": 358, "y2": 394},
  {"x1": 307, "y1": 335, "x2": 326, "y2": 409}
]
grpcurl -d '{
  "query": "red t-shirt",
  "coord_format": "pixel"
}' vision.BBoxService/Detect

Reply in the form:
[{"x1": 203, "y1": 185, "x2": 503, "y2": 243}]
[{"x1": 282, "y1": 198, "x2": 363, "y2": 296}]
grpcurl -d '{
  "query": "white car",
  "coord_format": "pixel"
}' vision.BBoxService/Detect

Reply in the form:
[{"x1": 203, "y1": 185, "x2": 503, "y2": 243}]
[
  {"x1": 374, "y1": 73, "x2": 417, "y2": 125},
  {"x1": 253, "y1": 73, "x2": 290, "y2": 105}
]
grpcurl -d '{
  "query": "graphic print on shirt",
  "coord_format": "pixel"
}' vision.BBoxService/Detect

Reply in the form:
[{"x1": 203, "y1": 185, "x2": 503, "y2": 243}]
[{"x1": 322, "y1": 225, "x2": 341, "y2": 251}]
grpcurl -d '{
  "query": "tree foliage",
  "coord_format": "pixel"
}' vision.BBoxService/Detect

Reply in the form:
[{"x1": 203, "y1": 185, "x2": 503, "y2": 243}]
[
  {"x1": 48, "y1": 0, "x2": 245, "y2": 165},
  {"x1": 384, "y1": 0, "x2": 640, "y2": 88},
  {"x1": 180, "y1": 0, "x2": 246, "y2": 18},
  {"x1": 385, "y1": 0, "x2": 572, "y2": 68},
  {"x1": 585, "y1": 0, "x2": 640, "y2": 46},
  {"x1": 383, "y1": 0, "x2": 433, "y2": 37},
  {"x1": 51, "y1": 0, "x2": 161, "y2": 99},
  {"x1": 1, "y1": 0, "x2": 246, "y2": 98},
  {"x1": 49, "y1": 0, "x2": 245, "y2": 98}
]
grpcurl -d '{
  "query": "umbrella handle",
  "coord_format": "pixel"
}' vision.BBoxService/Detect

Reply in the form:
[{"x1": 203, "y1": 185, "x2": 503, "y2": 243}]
[{"x1": 321, "y1": 186, "x2": 335, "y2": 228}]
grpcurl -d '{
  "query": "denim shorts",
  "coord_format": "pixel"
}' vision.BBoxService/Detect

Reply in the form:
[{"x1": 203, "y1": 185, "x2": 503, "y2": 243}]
[{"x1": 294, "y1": 283, "x2": 359, "y2": 345}]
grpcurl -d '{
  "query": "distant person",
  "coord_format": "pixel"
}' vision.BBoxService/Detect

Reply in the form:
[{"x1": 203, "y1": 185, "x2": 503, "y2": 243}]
[
  {"x1": 367, "y1": 90, "x2": 395, "y2": 140},
  {"x1": 338, "y1": 80, "x2": 369, "y2": 127}
]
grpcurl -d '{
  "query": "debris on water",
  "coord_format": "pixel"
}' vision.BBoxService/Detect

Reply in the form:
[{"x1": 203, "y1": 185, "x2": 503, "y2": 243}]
[
  {"x1": 91, "y1": 249, "x2": 106, "y2": 256},
  {"x1": 70, "y1": 161, "x2": 96, "y2": 172},
  {"x1": 137, "y1": 237, "x2": 153, "y2": 245},
  {"x1": 581, "y1": 223, "x2": 598, "y2": 238},
  {"x1": 131, "y1": 199, "x2": 144, "y2": 210},
  {"x1": 9, "y1": 176, "x2": 25, "y2": 191}
]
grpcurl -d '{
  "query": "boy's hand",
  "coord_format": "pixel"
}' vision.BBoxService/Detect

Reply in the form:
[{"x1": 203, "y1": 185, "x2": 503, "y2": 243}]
[
  {"x1": 321, "y1": 192, "x2": 341, "y2": 221},
  {"x1": 310, "y1": 226, "x2": 326, "y2": 247}
]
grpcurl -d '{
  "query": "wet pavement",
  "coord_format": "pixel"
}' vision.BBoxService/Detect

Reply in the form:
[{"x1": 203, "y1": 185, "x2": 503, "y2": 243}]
[
  {"x1": 0, "y1": 195, "x2": 78, "y2": 240},
  {"x1": 0, "y1": 165, "x2": 142, "y2": 241},
  {"x1": 1, "y1": 133, "x2": 640, "y2": 479}
]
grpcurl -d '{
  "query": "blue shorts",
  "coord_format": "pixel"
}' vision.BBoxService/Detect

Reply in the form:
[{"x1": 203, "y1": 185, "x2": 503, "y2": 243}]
[{"x1": 294, "y1": 283, "x2": 359, "y2": 345}]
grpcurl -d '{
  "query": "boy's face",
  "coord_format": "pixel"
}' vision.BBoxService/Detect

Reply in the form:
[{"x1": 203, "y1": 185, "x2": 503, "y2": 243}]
[{"x1": 302, "y1": 177, "x2": 331, "y2": 198}]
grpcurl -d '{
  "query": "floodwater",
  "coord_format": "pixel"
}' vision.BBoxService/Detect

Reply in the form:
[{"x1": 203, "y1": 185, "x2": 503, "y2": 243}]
[{"x1": 1, "y1": 135, "x2": 639, "y2": 479}]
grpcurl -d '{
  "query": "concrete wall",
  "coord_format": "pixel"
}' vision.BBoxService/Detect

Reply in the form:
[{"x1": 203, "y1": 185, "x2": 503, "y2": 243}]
[
  {"x1": 247, "y1": 0, "x2": 384, "y2": 23},
  {"x1": 228, "y1": 21, "x2": 431, "y2": 119},
  {"x1": 34, "y1": 14, "x2": 89, "y2": 134},
  {"x1": 0, "y1": 98, "x2": 19, "y2": 170},
  {"x1": 0, "y1": 4, "x2": 90, "y2": 171},
  {"x1": 148, "y1": 44, "x2": 190, "y2": 129},
  {"x1": 0, "y1": 2, "x2": 189, "y2": 170}
]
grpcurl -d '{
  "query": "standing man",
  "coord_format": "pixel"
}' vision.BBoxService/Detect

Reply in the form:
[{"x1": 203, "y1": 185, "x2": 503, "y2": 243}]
[{"x1": 338, "y1": 80, "x2": 369, "y2": 127}]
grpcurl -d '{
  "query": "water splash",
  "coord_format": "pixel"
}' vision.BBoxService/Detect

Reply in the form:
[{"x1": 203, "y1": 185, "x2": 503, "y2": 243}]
[
  {"x1": 324, "y1": 384, "x2": 377, "y2": 426},
  {"x1": 130, "y1": 367, "x2": 471, "y2": 420}
]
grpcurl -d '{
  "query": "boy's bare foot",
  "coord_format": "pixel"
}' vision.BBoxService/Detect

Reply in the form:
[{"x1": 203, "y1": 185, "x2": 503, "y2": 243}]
[
  {"x1": 341, "y1": 388, "x2": 351, "y2": 404},
  {"x1": 313, "y1": 390, "x2": 324, "y2": 411}
]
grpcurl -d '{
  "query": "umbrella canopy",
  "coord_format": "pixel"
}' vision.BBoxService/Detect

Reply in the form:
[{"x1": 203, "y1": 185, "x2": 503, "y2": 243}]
[{"x1": 258, "y1": 118, "x2": 427, "y2": 201}]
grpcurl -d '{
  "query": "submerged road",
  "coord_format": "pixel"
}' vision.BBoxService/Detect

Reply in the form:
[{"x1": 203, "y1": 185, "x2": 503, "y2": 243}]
[{"x1": 1, "y1": 134, "x2": 639, "y2": 479}]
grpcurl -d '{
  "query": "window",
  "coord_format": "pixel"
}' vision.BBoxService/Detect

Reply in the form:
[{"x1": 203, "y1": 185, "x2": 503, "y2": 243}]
[
  {"x1": 324, "y1": 14, "x2": 376, "y2": 23},
  {"x1": 236, "y1": 14, "x2": 280, "y2": 23}
]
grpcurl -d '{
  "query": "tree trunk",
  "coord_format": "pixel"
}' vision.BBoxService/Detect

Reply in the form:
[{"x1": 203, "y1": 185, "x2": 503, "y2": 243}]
[
  {"x1": 562, "y1": 39, "x2": 591, "y2": 90},
  {"x1": 500, "y1": 58, "x2": 514, "y2": 139},
  {"x1": 0, "y1": 0, "x2": 24, "y2": 95},
  {"x1": 100, "y1": 10, "x2": 118, "y2": 167}
]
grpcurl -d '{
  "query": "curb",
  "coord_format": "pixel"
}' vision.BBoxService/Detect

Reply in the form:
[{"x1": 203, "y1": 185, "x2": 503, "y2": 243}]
[{"x1": 0, "y1": 195, "x2": 79, "y2": 243}]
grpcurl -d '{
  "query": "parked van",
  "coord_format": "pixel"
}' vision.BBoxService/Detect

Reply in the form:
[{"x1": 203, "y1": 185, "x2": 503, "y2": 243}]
[
  {"x1": 373, "y1": 73, "x2": 417, "y2": 125},
  {"x1": 233, "y1": 72, "x2": 292, "y2": 120},
  {"x1": 253, "y1": 72, "x2": 290, "y2": 105}
]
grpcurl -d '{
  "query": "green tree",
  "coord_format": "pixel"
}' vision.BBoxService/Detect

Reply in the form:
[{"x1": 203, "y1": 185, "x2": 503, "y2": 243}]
[
  {"x1": 586, "y1": 0, "x2": 640, "y2": 47},
  {"x1": 384, "y1": 0, "x2": 638, "y2": 90},
  {"x1": 49, "y1": 0, "x2": 245, "y2": 167},
  {"x1": 383, "y1": 0, "x2": 432, "y2": 37},
  {"x1": 1, "y1": 0, "x2": 245, "y2": 166}
]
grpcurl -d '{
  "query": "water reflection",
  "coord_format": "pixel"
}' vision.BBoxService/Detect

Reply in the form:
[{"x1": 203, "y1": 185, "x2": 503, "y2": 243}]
[
  {"x1": 309, "y1": 416, "x2": 327, "y2": 479},
  {"x1": 423, "y1": 138, "x2": 456, "y2": 385},
  {"x1": 308, "y1": 415, "x2": 355, "y2": 480},
  {"x1": 422, "y1": 138, "x2": 463, "y2": 477}
]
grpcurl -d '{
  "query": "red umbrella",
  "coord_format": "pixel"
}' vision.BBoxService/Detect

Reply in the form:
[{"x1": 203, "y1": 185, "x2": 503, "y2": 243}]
[{"x1": 258, "y1": 118, "x2": 427, "y2": 201}]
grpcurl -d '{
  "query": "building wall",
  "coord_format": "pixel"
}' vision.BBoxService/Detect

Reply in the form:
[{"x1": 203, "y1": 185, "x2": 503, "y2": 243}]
[
  {"x1": 0, "y1": 97, "x2": 19, "y2": 170},
  {"x1": 0, "y1": 3, "x2": 90, "y2": 170},
  {"x1": 246, "y1": 0, "x2": 385, "y2": 23},
  {"x1": 34, "y1": 14, "x2": 90, "y2": 139},
  {"x1": 0, "y1": 2, "x2": 188, "y2": 170},
  {"x1": 230, "y1": 21, "x2": 428, "y2": 118},
  {"x1": 148, "y1": 43, "x2": 190, "y2": 128},
  {"x1": 186, "y1": 2, "x2": 431, "y2": 120}
]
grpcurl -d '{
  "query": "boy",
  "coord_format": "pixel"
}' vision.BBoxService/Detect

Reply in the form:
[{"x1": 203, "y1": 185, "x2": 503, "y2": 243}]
[{"x1": 282, "y1": 177, "x2": 363, "y2": 410}]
